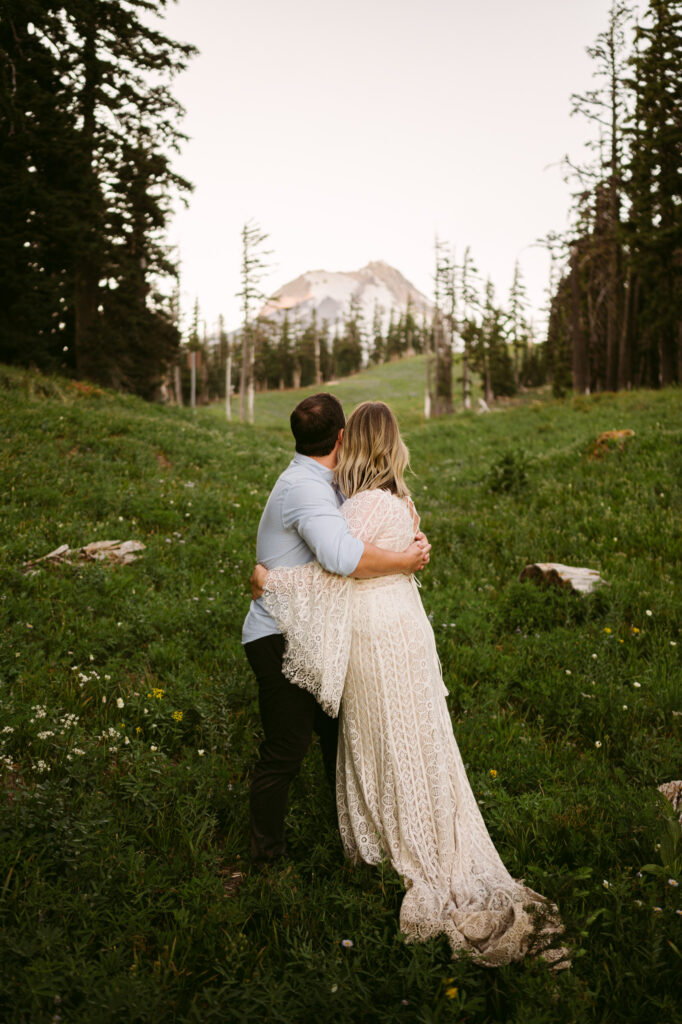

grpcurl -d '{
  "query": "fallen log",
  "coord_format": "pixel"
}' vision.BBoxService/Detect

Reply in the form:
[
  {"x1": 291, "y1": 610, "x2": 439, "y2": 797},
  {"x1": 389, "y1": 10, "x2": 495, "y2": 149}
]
[
  {"x1": 24, "y1": 539, "x2": 145, "y2": 573},
  {"x1": 519, "y1": 562, "x2": 608, "y2": 595}
]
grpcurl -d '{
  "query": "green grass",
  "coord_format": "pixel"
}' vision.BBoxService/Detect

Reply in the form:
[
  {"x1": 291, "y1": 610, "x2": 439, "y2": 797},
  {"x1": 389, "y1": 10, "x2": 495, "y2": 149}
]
[
  {"x1": 0, "y1": 360, "x2": 681, "y2": 1023},
  {"x1": 205, "y1": 353, "x2": 488, "y2": 430}
]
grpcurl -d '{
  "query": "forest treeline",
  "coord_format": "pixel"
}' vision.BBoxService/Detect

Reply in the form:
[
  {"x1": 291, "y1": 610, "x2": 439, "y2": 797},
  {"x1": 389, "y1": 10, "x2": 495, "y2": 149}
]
[
  {"x1": 0, "y1": 0, "x2": 194, "y2": 398},
  {"x1": 546, "y1": 0, "x2": 682, "y2": 395},
  {"x1": 1, "y1": 0, "x2": 679, "y2": 403}
]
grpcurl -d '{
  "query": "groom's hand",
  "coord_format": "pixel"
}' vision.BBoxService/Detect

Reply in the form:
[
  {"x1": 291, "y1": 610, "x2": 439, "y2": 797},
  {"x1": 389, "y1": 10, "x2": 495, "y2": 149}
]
[{"x1": 250, "y1": 563, "x2": 268, "y2": 600}]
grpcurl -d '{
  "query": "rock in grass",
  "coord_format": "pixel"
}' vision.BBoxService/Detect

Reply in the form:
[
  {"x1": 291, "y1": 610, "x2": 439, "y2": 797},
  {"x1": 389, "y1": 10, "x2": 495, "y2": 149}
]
[
  {"x1": 519, "y1": 562, "x2": 608, "y2": 595},
  {"x1": 589, "y1": 429, "x2": 635, "y2": 460}
]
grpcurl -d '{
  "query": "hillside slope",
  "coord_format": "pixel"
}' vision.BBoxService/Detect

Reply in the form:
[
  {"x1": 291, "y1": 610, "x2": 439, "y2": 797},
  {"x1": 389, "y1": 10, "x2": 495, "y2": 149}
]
[{"x1": 1, "y1": 363, "x2": 681, "y2": 1023}]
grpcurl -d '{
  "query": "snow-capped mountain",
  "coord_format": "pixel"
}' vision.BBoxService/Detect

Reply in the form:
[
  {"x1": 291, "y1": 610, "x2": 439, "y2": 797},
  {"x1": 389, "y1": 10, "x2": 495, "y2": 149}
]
[{"x1": 260, "y1": 260, "x2": 432, "y2": 333}]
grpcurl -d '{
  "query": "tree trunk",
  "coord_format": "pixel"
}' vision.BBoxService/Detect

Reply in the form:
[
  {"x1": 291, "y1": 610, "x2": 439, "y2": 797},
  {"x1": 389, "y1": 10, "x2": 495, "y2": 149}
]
[
  {"x1": 174, "y1": 363, "x2": 183, "y2": 406},
  {"x1": 239, "y1": 330, "x2": 247, "y2": 422},
  {"x1": 617, "y1": 266, "x2": 632, "y2": 390},
  {"x1": 314, "y1": 326, "x2": 322, "y2": 384},
  {"x1": 225, "y1": 348, "x2": 232, "y2": 421},
  {"x1": 570, "y1": 248, "x2": 589, "y2": 394}
]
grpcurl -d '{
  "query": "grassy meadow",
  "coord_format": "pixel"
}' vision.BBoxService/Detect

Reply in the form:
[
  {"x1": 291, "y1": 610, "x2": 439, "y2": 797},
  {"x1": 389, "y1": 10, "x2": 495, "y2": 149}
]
[{"x1": 0, "y1": 360, "x2": 681, "y2": 1023}]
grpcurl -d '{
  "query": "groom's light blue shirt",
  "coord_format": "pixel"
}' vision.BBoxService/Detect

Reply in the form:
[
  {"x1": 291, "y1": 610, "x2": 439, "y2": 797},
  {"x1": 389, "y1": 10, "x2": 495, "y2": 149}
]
[{"x1": 242, "y1": 453, "x2": 364, "y2": 645}]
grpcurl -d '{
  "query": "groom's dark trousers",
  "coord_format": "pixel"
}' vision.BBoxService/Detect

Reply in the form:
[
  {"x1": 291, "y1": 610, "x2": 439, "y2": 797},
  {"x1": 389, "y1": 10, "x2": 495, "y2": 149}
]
[{"x1": 244, "y1": 633, "x2": 339, "y2": 863}]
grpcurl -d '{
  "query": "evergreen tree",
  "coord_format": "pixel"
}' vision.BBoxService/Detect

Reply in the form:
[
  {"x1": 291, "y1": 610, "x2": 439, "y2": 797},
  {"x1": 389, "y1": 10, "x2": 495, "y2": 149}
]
[
  {"x1": 477, "y1": 279, "x2": 514, "y2": 401},
  {"x1": 459, "y1": 246, "x2": 480, "y2": 410},
  {"x1": 626, "y1": 0, "x2": 682, "y2": 385},
  {"x1": 370, "y1": 301, "x2": 385, "y2": 364},
  {"x1": 237, "y1": 220, "x2": 271, "y2": 422},
  {"x1": 0, "y1": 1, "x2": 195, "y2": 394},
  {"x1": 507, "y1": 261, "x2": 530, "y2": 389}
]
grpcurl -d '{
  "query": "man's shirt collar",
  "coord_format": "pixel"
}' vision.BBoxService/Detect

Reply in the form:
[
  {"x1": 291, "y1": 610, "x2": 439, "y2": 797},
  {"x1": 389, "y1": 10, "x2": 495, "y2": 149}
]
[{"x1": 292, "y1": 451, "x2": 334, "y2": 483}]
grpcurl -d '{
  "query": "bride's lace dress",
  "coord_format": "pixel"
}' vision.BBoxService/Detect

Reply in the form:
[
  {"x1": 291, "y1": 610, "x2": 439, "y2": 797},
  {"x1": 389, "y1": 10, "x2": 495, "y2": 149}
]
[{"x1": 262, "y1": 489, "x2": 567, "y2": 967}]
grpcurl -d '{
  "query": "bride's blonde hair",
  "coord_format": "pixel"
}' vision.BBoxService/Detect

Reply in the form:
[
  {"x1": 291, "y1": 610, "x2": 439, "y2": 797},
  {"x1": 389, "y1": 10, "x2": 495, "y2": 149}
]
[{"x1": 335, "y1": 401, "x2": 410, "y2": 499}]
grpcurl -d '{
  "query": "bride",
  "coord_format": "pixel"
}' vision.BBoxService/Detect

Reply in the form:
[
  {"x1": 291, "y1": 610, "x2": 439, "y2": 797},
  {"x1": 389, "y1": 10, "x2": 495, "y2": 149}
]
[{"x1": 258, "y1": 401, "x2": 568, "y2": 969}]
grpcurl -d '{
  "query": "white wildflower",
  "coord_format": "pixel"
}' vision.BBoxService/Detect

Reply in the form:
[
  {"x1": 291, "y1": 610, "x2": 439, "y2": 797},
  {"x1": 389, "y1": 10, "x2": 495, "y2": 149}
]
[{"x1": 116, "y1": 698, "x2": 124, "y2": 709}]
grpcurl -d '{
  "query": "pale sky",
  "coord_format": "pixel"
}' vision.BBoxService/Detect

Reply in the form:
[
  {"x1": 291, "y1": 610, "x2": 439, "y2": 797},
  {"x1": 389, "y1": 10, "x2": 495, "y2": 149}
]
[{"x1": 162, "y1": 0, "x2": 644, "y2": 338}]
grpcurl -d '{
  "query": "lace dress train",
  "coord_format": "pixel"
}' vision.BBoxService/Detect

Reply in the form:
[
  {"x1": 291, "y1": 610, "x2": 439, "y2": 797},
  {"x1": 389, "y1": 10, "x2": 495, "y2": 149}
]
[{"x1": 262, "y1": 489, "x2": 567, "y2": 967}]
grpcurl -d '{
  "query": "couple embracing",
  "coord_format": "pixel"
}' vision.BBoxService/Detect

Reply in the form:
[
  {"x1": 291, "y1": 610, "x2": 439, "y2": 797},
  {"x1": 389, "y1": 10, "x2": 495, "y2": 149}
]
[{"x1": 242, "y1": 394, "x2": 567, "y2": 969}]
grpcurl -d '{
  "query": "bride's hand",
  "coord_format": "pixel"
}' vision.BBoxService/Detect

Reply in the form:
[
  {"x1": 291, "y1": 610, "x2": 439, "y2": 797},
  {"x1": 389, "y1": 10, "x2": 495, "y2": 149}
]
[
  {"x1": 404, "y1": 534, "x2": 431, "y2": 574},
  {"x1": 250, "y1": 563, "x2": 269, "y2": 600}
]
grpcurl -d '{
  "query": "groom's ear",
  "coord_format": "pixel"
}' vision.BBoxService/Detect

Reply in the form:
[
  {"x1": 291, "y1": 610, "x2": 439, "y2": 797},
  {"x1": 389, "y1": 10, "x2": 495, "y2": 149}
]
[{"x1": 337, "y1": 428, "x2": 344, "y2": 448}]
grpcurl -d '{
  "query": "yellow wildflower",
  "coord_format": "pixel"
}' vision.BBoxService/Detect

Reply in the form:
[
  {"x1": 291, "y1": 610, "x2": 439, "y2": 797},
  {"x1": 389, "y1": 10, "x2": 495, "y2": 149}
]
[
  {"x1": 632, "y1": 627, "x2": 640, "y2": 634},
  {"x1": 172, "y1": 710, "x2": 183, "y2": 722},
  {"x1": 489, "y1": 769, "x2": 497, "y2": 778},
  {"x1": 604, "y1": 627, "x2": 612, "y2": 634},
  {"x1": 445, "y1": 986, "x2": 458, "y2": 999},
  {"x1": 135, "y1": 726, "x2": 142, "y2": 735}
]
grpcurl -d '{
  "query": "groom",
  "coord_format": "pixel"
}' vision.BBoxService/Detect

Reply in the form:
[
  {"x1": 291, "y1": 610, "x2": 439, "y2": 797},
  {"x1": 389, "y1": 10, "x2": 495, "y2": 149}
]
[{"x1": 243, "y1": 392, "x2": 430, "y2": 865}]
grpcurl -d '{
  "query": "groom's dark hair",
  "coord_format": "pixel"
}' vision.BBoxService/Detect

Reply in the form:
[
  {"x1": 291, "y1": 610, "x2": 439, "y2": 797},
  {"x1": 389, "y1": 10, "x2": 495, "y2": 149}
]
[{"x1": 290, "y1": 393, "x2": 345, "y2": 456}]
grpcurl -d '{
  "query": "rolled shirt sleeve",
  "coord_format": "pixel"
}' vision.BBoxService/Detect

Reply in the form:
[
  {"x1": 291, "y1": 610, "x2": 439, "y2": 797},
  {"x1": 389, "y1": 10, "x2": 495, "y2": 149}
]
[{"x1": 282, "y1": 477, "x2": 363, "y2": 576}]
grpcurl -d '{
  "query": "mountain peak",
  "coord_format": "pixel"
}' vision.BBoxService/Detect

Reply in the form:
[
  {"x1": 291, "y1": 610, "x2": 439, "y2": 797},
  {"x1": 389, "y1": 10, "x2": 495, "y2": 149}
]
[{"x1": 261, "y1": 260, "x2": 431, "y2": 332}]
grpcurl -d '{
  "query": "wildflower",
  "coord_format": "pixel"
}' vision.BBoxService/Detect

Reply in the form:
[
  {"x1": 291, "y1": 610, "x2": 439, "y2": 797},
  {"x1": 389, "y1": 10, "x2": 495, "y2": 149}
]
[
  {"x1": 2, "y1": 726, "x2": 14, "y2": 734},
  {"x1": 340, "y1": 939, "x2": 354, "y2": 949},
  {"x1": 73, "y1": 748, "x2": 85, "y2": 756},
  {"x1": 603, "y1": 628, "x2": 612, "y2": 634},
  {"x1": 645, "y1": 609, "x2": 652, "y2": 617},
  {"x1": 172, "y1": 710, "x2": 183, "y2": 722},
  {"x1": 116, "y1": 698, "x2": 125, "y2": 709},
  {"x1": 622, "y1": 705, "x2": 628, "y2": 711},
  {"x1": 489, "y1": 769, "x2": 497, "y2": 778},
  {"x1": 668, "y1": 879, "x2": 679, "y2": 888},
  {"x1": 150, "y1": 745, "x2": 158, "y2": 752},
  {"x1": 671, "y1": 641, "x2": 678, "y2": 647},
  {"x1": 35, "y1": 760, "x2": 50, "y2": 773},
  {"x1": 632, "y1": 627, "x2": 640, "y2": 634},
  {"x1": 633, "y1": 682, "x2": 641, "y2": 688},
  {"x1": 595, "y1": 740, "x2": 602, "y2": 748},
  {"x1": 602, "y1": 880, "x2": 609, "y2": 889},
  {"x1": 445, "y1": 987, "x2": 458, "y2": 999},
  {"x1": 634, "y1": 899, "x2": 643, "y2": 906},
  {"x1": 102, "y1": 696, "x2": 107, "y2": 704},
  {"x1": 652, "y1": 906, "x2": 662, "y2": 913},
  {"x1": 330, "y1": 984, "x2": 338, "y2": 993},
  {"x1": 198, "y1": 749, "x2": 205, "y2": 756},
  {"x1": 676, "y1": 910, "x2": 682, "y2": 916},
  {"x1": 105, "y1": 674, "x2": 111, "y2": 680},
  {"x1": 37, "y1": 730, "x2": 55, "y2": 740},
  {"x1": 135, "y1": 727, "x2": 142, "y2": 735},
  {"x1": 565, "y1": 669, "x2": 571, "y2": 675},
  {"x1": 124, "y1": 736, "x2": 130, "y2": 745},
  {"x1": 592, "y1": 653, "x2": 598, "y2": 660},
  {"x1": 108, "y1": 746, "x2": 118, "y2": 753}
]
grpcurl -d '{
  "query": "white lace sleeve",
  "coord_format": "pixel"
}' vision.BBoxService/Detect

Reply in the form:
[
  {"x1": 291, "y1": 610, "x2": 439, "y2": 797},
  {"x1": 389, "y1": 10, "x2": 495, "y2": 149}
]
[{"x1": 261, "y1": 562, "x2": 353, "y2": 717}]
